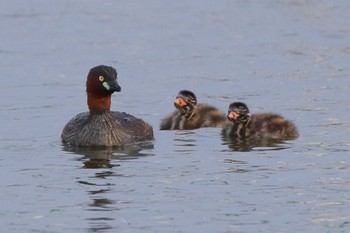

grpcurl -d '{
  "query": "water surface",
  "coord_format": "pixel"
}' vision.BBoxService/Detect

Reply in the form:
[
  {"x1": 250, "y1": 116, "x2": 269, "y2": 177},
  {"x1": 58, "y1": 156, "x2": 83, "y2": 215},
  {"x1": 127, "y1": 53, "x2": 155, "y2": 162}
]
[{"x1": 1, "y1": 0, "x2": 350, "y2": 232}]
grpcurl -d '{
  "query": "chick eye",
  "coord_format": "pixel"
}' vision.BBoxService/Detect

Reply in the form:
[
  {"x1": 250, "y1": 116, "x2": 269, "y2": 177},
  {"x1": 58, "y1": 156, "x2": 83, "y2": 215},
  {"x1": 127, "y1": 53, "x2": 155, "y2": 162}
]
[{"x1": 99, "y1": 76, "x2": 104, "y2": 82}]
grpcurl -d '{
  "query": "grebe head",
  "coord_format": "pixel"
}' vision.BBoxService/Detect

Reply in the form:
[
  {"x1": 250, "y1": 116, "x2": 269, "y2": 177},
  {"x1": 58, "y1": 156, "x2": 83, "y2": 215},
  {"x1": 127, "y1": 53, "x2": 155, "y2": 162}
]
[
  {"x1": 174, "y1": 90, "x2": 197, "y2": 115},
  {"x1": 227, "y1": 102, "x2": 250, "y2": 123},
  {"x1": 86, "y1": 65, "x2": 121, "y2": 112}
]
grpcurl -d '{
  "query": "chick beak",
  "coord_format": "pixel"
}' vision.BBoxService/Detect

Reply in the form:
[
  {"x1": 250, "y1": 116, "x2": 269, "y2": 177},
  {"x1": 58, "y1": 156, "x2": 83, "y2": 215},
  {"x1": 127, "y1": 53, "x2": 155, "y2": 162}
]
[
  {"x1": 174, "y1": 97, "x2": 187, "y2": 107},
  {"x1": 228, "y1": 111, "x2": 240, "y2": 121}
]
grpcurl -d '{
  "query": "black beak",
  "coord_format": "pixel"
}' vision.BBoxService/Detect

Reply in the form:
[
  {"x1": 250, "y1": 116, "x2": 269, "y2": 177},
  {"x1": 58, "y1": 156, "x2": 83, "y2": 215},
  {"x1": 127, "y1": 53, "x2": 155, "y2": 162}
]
[{"x1": 109, "y1": 80, "x2": 121, "y2": 92}]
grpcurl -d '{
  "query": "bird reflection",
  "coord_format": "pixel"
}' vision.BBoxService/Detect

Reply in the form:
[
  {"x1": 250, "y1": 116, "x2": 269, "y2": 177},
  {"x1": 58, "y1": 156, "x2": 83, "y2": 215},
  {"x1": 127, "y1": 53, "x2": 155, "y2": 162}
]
[
  {"x1": 61, "y1": 143, "x2": 154, "y2": 232},
  {"x1": 83, "y1": 159, "x2": 115, "y2": 169},
  {"x1": 62, "y1": 142, "x2": 154, "y2": 168},
  {"x1": 89, "y1": 198, "x2": 116, "y2": 210},
  {"x1": 86, "y1": 218, "x2": 113, "y2": 233},
  {"x1": 221, "y1": 134, "x2": 293, "y2": 152}
]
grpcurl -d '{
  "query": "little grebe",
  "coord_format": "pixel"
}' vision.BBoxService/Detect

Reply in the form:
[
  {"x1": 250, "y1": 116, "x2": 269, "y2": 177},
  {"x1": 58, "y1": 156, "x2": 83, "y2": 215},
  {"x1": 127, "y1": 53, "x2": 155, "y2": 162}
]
[
  {"x1": 222, "y1": 102, "x2": 298, "y2": 139},
  {"x1": 160, "y1": 90, "x2": 230, "y2": 130},
  {"x1": 61, "y1": 65, "x2": 154, "y2": 147}
]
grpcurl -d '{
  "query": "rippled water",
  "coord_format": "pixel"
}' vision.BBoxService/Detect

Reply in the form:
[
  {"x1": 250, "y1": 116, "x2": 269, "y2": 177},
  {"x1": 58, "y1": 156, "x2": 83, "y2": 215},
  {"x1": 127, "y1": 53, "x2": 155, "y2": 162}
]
[{"x1": 1, "y1": 1, "x2": 350, "y2": 232}]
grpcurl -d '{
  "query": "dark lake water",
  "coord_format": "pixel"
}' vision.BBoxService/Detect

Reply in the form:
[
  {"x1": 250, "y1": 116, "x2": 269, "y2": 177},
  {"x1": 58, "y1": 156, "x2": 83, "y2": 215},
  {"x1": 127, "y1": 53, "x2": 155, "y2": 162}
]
[{"x1": 1, "y1": 0, "x2": 350, "y2": 232}]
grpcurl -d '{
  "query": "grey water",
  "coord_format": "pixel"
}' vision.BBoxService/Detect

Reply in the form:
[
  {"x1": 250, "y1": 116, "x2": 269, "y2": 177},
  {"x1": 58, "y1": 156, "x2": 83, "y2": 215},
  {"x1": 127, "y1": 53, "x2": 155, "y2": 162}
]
[{"x1": 1, "y1": 0, "x2": 350, "y2": 232}]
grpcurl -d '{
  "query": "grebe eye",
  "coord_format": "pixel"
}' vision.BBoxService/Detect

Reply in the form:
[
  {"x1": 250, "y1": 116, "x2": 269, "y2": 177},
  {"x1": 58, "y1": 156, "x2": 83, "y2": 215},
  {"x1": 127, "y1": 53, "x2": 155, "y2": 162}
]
[{"x1": 99, "y1": 76, "x2": 104, "y2": 82}]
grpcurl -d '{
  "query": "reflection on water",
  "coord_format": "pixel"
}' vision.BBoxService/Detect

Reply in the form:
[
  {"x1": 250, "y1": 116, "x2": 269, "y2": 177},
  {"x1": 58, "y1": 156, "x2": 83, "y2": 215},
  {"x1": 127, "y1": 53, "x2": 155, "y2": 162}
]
[
  {"x1": 223, "y1": 159, "x2": 250, "y2": 173},
  {"x1": 83, "y1": 160, "x2": 117, "y2": 169},
  {"x1": 63, "y1": 142, "x2": 154, "y2": 168},
  {"x1": 61, "y1": 143, "x2": 154, "y2": 232},
  {"x1": 221, "y1": 134, "x2": 295, "y2": 152},
  {"x1": 86, "y1": 218, "x2": 113, "y2": 233},
  {"x1": 173, "y1": 130, "x2": 197, "y2": 153},
  {"x1": 89, "y1": 198, "x2": 117, "y2": 210}
]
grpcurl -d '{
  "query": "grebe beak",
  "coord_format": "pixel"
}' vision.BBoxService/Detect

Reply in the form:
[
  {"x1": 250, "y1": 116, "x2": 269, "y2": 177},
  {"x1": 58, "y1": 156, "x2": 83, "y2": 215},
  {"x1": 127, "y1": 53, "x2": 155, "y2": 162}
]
[
  {"x1": 109, "y1": 81, "x2": 121, "y2": 92},
  {"x1": 228, "y1": 111, "x2": 240, "y2": 121},
  {"x1": 174, "y1": 97, "x2": 187, "y2": 107}
]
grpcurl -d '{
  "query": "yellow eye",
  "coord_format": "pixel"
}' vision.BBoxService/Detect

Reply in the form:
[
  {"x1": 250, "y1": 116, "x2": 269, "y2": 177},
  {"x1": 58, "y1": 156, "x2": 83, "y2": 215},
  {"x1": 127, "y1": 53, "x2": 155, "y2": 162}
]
[{"x1": 99, "y1": 76, "x2": 104, "y2": 82}]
